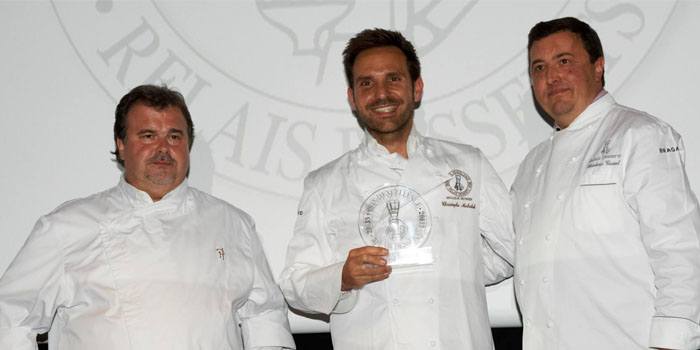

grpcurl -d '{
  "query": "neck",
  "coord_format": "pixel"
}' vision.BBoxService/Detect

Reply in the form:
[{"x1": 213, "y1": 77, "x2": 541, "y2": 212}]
[
  {"x1": 555, "y1": 88, "x2": 604, "y2": 130},
  {"x1": 369, "y1": 128, "x2": 411, "y2": 159}
]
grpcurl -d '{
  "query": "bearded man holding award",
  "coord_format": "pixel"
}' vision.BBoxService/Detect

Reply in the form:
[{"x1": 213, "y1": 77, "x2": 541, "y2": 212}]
[{"x1": 279, "y1": 28, "x2": 514, "y2": 350}]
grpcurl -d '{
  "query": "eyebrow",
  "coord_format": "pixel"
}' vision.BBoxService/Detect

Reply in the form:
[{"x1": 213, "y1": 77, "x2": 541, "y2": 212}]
[
  {"x1": 135, "y1": 128, "x2": 184, "y2": 135},
  {"x1": 136, "y1": 129, "x2": 157, "y2": 135},
  {"x1": 530, "y1": 52, "x2": 574, "y2": 68}
]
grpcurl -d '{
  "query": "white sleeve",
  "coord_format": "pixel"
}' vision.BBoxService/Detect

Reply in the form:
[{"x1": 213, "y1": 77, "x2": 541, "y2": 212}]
[
  {"x1": 0, "y1": 216, "x2": 66, "y2": 350},
  {"x1": 621, "y1": 123, "x2": 700, "y2": 350},
  {"x1": 477, "y1": 150, "x2": 515, "y2": 285},
  {"x1": 278, "y1": 177, "x2": 357, "y2": 315},
  {"x1": 236, "y1": 221, "x2": 296, "y2": 349}
]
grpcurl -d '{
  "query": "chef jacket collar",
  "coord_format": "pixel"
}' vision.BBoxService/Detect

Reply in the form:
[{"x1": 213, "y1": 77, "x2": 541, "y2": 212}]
[
  {"x1": 553, "y1": 90, "x2": 613, "y2": 133},
  {"x1": 355, "y1": 126, "x2": 452, "y2": 195},
  {"x1": 117, "y1": 175, "x2": 189, "y2": 209},
  {"x1": 359, "y1": 125, "x2": 420, "y2": 158}
]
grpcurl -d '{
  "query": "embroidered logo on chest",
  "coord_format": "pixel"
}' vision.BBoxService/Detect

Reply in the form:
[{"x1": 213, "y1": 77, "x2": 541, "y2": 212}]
[
  {"x1": 216, "y1": 248, "x2": 225, "y2": 260},
  {"x1": 442, "y1": 169, "x2": 476, "y2": 209},
  {"x1": 587, "y1": 140, "x2": 622, "y2": 168}
]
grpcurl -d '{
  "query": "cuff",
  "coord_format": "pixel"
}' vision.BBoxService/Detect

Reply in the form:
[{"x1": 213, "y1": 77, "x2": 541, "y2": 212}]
[
  {"x1": 649, "y1": 316, "x2": 700, "y2": 350},
  {"x1": 240, "y1": 310, "x2": 295, "y2": 349},
  {"x1": 0, "y1": 327, "x2": 37, "y2": 350},
  {"x1": 333, "y1": 289, "x2": 359, "y2": 314}
]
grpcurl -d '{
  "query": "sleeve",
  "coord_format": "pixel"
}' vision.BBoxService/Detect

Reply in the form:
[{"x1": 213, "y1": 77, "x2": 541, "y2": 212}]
[
  {"x1": 621, "y1": 123, "x2": 700, "y2": 350},
  {"x1": 0, "y1": 216, "x2": 66, "y2": 350},
  {"x1": 477, "y1": 150, "x2": 515, "y2": 285},
  {"x1": 278, "y1": 177, "x2": 358, "y2": 315},
  {"x1": 236, "y1": 221, "x2": 296, "y2": 350}
]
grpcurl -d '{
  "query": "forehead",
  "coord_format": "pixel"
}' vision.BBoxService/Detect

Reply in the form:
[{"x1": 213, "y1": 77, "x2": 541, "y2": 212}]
[
  {"x1": 126, "y1": 103, "x2": 186, "y2": 129},
  {"x1": 353, "y1": 46, "x2": 409, "y2": 77},
  {"x1": 529, "y1": 31, "x2": 586, "y2": 61}
]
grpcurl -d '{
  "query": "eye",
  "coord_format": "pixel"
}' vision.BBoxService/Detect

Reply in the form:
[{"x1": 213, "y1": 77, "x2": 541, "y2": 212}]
[
  {"x1": 389, "y1": 76, "x2": 400, "y2": 82},
  {"x1": 532, "y1": 64, "x2": 544, "y2": 72},
  {"x1": 141, "y1": 133, "x2": 154, "y2": 139},
  {"x1": 358, "y1": 80, "x2": 371, "y2": 87},
  {"x1": 169, "y1": 134, "x2": 183, "y2": 141},
  {"x1": 560, "y1": 58, "x2": 570, "y2": 64}
]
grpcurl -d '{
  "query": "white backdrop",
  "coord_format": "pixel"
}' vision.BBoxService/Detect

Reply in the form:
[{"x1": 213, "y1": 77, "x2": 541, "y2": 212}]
[{"x1": 1, "y1": 0, "x2": 699, "y2": 333}]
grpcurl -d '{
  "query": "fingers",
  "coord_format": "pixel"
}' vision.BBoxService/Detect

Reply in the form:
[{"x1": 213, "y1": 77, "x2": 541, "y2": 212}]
[
  {"x1": 341, "y1": 246, "x2": 392, "y2": 291},
  {"x1": 348, "y1": 246, "x2": 389, "y2": 258}
]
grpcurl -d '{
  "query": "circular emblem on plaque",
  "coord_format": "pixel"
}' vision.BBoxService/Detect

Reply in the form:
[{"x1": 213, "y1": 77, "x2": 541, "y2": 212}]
[
  {"x1": 358, "y1": 185, "x2": 431, "y2": 250},
  {"x1": 444, "y1": 169, "x2": 472, "y2": 197}
]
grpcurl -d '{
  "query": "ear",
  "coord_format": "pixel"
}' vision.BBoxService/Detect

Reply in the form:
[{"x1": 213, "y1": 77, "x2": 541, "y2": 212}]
[
  {"x1": 116, "y1": 138, "x2": 125, "y2": 160},
  {"x1": 594, "y1": 57, "x2": 605, "y2": 82},
  {"x1": 347, "y1": 87, "x2": 357, "y2": 111},
  {"x1": 413, "y1": 77, "x2": 424, "y2": 103}
]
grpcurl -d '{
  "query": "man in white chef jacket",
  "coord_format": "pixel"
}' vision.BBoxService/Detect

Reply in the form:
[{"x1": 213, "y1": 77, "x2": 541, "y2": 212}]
[
  {"x1": 512, "y1": 17, "x2": 700, "y2": 350},
  {"x1": 279, "y1": 28, "x2": 514, "y2": 350},
  {"x1": 0, "y1": 85, "x2": 295, "y2": 350}
]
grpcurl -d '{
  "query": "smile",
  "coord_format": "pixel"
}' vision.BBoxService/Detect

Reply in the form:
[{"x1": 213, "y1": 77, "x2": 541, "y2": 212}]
[{"x1": 372, "y1": 105, "x2": 398, "y2": 113}]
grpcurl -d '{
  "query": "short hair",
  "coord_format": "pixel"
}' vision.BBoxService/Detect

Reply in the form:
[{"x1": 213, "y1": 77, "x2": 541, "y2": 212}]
[
  {"x1": 342, "y1": 28, "x2": 421, "y2": 91},
  {"x1": 528, "y1": 17, "x2": 605, "y2": 87},
  {"x1": 112, "y1": 85, "x2": 194, "y2": 167}
]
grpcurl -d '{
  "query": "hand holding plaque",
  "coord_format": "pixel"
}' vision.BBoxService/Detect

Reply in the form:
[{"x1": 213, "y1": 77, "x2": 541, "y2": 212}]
[{"x1": 358, "y1": 185, "x2": 434, "y2": 267}]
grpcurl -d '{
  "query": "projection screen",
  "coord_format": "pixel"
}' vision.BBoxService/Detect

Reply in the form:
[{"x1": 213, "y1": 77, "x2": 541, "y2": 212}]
[{"x1": 1, "y1": 0, "x2": 698, "y2": 332}]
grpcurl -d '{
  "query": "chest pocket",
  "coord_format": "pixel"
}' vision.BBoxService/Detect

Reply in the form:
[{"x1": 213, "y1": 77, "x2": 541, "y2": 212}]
[{"x1": 572, "y1": 165, "x2": 626, "y2": 235}]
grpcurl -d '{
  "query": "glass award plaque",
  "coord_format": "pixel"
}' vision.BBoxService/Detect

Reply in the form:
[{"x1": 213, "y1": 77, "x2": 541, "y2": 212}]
[{"x1": 358, "y1": 185, "x2": 433, "y2": 267}]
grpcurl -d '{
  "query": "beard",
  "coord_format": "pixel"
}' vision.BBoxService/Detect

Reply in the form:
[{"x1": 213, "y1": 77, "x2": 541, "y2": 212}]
[
  {"x1": 144, "y1": 152, "x2": 178, "y2": 185},
  {"x1": 355, "y1": 95, "x2": 416, "y2": 135}
]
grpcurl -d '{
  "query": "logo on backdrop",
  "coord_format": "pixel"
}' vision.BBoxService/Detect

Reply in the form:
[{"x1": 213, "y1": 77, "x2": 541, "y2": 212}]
[{"x1": 51, "y1": 0, "x2": 675, "y2": 198}]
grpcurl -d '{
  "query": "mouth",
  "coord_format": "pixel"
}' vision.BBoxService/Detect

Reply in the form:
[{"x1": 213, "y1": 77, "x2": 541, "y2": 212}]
[
  {"x1": 371, "y1": 105, "x2": 398, "y2": 114},
  {"x1": 151, "y1": 161, "x2": 172, "y2": 166},
  {"x1": 548, "y1": 87, "x2": 570, "y2": 97}
]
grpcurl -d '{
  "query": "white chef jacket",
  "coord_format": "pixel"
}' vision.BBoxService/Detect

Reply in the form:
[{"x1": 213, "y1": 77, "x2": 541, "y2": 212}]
[
  {"x1": 279, "y1": 129, "x2": 514, "y2": 350},
  {"x1": 512, "y1": 93, "x2": 700, "y2": 350},
  {"x1": 0, "y1": 177, "x2": 295, "y2": 350}
]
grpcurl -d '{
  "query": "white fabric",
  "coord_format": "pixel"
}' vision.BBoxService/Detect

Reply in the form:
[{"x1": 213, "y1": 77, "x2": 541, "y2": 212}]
[
  {"x1": 512, "y1": 93, "x2": 700, "y2": 350},
  {"x1": 0, "y1": 177, "x2": 295, "y2": 350},
  {"x1": 279, "y1": 129, "x2": 514, "y2": 350}
]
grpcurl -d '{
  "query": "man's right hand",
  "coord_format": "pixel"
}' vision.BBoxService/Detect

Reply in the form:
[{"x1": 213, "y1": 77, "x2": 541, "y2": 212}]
[{"x1": 341, "y1": 246, "x2": 392, "y2": 291}]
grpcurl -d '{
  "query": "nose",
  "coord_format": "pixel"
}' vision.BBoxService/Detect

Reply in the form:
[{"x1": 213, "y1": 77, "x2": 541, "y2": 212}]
[
  {"x1": 546, "y1": 65, "x2": 560, "y2": 85},
  {"x1": 156, "y1": 136, "x2": 170, "y2": 153},
  {"x1": 374, "y1": 81, "x2": 389, "y2": 99}
]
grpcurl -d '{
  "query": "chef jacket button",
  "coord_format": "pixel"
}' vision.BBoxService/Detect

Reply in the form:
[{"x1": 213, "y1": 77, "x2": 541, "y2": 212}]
[
  {"x1": 393, "y1": 298, "x2": 399, "y2": 305},
  {"x1": 569, "y1": 156, "x2": 578, "y2": 163},
  {"x1": 428, "y1": 298, "x2": 435, "y2": 304},
  {"x1": 519, "y1": 279, "x2": 525, "y2": 286},
  {"x1": 524, "y1": 202, "x2": 531, "y2": 208},
  {"x1": 556, "y1": 193, "x2": 564, "y2": 200},
  {"x1": 545, "y1": 235, "x2": 551, "y2": 241},
  {"x1": 518, "y1": 239, "x2": 523, "y2": 246},
  {"x1": 536, "y1": 167, "x2": 542, "y2": 174},
  {"x1": 430, "y1": 340, "x2": 436, "y2": 347},
  {"x1": 542, "y1": 276, "x2": 548, "y2": 283},
  {"x1": 433, "y1": 216, "x2": 439, "y2": 222},
  {"x1": 524, "y1": 319, "x2": 532, "y2": 327},
  {"x1": 547, "y1": 321, "x2": 554, "y2": 328}
]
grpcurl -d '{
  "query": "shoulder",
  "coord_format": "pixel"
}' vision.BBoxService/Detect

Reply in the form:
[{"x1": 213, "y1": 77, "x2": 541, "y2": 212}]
[
  {"x1": 422, "y1": 136, "x2": 485, "y2": 167},
  {"x1": 423, "y1": 136, "x2": 481, "y2": 155},
  {"x1": 187, "y1": 186, "x2": 255, "y2": 227},
  {"x1": 303, "y1": 148, "x2": 356, "y2": 189},
  {"x1": 43, "y1": 186, "x2": 121, "y2": 223},
  {"x1": 607, "y1": 102, "x2": 679, "y2": 138}
]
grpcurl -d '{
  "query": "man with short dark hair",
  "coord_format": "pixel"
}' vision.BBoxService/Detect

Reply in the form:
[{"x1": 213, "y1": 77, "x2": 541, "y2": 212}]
[
  {"x1": 279, "y1": 28, "x2": 514, "y2": 349},
  {"x1": 0, "y1": 85, "x2": 295, "y2": 350},
  {"x1": 512, "y1": 17, "x2": 700, "y2": 350}
]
